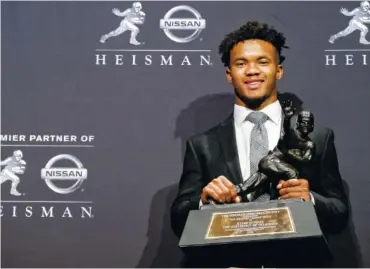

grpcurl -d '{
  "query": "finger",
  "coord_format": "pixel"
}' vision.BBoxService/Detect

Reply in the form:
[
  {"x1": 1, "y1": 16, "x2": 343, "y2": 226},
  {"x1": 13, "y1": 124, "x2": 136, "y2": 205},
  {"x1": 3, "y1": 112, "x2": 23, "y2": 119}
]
[
  {"x1": 201, "y1": 186, "x2": 222, "y2": 204},
  {"x1": 279, "y1": 192, "x2": 306, "y2": 200},
  {"x1": 214, "y1": 177, "x2": 232, "y2": 202},
  {"x1": 219, "y1": 176, "x2": 237, "y2": 199},
  {"x1": 297, "y1": 178, "x2": 309, "y2": 188},
  {"x1": 277, "y1": 180, "x2": 285, "y2": 189},
  {"x1": 281, "y1": 179, "x2": 301, "y2": 188},
  {"x1": 234, "y1": 196, "x2": 242, "y2": 203},
  {"x1": 202, "y1": 184, "x2": 223, "y2": 202},
  {"x1": 279, "y1": 186, "x2": 309, "y2": 196},
  {"x1": 283, "y1": 178, "x2": 309, "y2": 188},
  {"x1": 229, "y1": 186, "x2": 237, "y2": 200},
  {"x1": 210, "y1": 183, "x2": 227, "y2": 203}
]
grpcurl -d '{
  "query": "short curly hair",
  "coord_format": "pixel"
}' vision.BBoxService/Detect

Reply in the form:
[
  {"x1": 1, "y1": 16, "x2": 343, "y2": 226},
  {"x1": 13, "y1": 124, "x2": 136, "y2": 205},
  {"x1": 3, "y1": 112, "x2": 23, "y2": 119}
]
[{"x1": 218, "y1": 21, "x2": 289, "y2": 67}]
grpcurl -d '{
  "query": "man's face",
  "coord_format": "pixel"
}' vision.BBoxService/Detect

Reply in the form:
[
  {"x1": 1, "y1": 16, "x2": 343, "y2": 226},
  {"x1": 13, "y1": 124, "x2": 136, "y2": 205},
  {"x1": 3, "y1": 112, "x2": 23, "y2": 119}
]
[
  {"x1": 226, "y1": 39, "x2": 283, "y2": 108},
  {"x1": 297, "y1": 116, "x2": 313, "y2": 135}
]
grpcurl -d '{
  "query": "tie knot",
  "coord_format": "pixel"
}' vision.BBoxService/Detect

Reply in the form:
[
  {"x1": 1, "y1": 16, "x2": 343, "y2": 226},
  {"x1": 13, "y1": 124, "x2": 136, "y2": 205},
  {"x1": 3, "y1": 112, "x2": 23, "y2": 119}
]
[{"x1": 246, "y1": 111, "x2": 268, "y2": 124}]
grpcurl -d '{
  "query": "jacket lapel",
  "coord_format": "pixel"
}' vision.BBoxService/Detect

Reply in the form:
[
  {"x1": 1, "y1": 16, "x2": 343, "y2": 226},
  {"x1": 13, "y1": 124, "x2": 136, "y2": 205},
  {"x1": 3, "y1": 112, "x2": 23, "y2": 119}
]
[{"x1": 217, "y1": 115, "x2": 243, "y2": 185}]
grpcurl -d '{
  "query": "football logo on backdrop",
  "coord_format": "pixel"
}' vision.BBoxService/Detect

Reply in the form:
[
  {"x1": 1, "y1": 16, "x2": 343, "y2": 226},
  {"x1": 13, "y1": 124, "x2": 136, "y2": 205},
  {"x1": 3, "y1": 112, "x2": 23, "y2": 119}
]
[
  {"x1": 0, "y1": 150, "x2": 26, "y2": 196},
  {"x1": 100, "y1": 2, "x2": 145, "y2": 45},
  {"x1": 41, "y1": 154, "x2": 87, "y2": 194},
  {"x1": 329, "y1": 1, "x2": 370, "y2": 44},
  {"x1": 160, "y1": 5, "x2": 206, "y2": 43}
]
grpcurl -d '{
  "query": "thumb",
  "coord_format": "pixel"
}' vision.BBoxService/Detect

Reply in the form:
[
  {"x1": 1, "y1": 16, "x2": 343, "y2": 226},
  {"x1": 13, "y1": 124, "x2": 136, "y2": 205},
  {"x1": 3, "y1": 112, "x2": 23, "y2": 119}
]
[{"x1": 234, "y1": 196, "x2": 242, "y2": 203}]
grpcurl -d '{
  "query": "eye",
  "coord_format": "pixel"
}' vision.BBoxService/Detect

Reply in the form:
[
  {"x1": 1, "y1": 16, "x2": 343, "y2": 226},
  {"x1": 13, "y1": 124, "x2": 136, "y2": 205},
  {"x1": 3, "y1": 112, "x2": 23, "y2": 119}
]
[
  {"x1": 259, "y1": 60, "x2": 269, "y2": 65},
  {"x1": 235, "y1": 62, "x2": 245, "y2": 67}
]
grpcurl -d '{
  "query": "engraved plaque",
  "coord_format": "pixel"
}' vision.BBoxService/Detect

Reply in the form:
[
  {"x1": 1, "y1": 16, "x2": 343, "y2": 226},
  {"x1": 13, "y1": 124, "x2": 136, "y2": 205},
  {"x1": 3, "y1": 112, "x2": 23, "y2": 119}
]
[{"x1": 205, "y1": 207, "x2": 295, "y2": 239}]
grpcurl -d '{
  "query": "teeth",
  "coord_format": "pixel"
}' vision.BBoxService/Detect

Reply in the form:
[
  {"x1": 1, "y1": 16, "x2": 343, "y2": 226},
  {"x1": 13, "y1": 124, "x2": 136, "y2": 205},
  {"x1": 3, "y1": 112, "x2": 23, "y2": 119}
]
[
  {"x1": 248, "y1": 82, "x2": 260, "y2": 85},
  {"x1": 246, "y1": 81, "x2": 262, "y2": 88},
  {"x1": 246, "y1": 81, "x2": 262, "y2": 83}
]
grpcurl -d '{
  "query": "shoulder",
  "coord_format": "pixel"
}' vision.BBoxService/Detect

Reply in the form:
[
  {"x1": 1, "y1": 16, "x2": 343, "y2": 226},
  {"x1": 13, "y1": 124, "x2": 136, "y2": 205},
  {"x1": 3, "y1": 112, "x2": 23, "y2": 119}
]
[
  {"x1": 312, "y1": 125, "x2": 332, "y2": 135},
  {"x1": 187, "y1": 116, "x2": 232, "y2": 147},
  {"x1": 310, "y1": 125, "x2": 334, "y2": 143},
  {"x1": 309, "y1": 125, "x2": 336, "y2": 159}
]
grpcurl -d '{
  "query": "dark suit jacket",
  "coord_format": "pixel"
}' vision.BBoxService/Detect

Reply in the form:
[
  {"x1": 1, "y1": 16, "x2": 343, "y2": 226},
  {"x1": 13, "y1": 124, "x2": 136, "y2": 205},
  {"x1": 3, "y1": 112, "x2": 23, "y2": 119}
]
[{"x1": 170, "y1": 102, "x2": 349, "y2": 267}]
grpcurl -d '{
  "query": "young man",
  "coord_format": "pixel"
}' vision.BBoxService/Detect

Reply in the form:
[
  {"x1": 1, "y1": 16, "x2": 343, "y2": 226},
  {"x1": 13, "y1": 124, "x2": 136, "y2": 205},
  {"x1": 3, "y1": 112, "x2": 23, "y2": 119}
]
[{"x1": 171, "y1": 21, "x2": 349, "y2": 267}]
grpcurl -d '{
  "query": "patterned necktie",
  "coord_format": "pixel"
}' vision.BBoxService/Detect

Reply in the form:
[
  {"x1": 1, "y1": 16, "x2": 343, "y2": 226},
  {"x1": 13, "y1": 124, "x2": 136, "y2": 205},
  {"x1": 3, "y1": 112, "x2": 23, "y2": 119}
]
[{"x1": 247, "y1": 112, "x2": 269, "y2": 175}]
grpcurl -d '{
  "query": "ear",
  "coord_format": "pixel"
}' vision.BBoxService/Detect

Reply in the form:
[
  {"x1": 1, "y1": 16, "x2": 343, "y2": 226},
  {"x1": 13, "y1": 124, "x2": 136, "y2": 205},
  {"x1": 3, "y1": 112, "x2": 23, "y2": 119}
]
[
  {"x1": 226, "y1": 67, "x2": 232, "y2": 84},
  {"x1": 276, "y1": 64, "x2": 284, "y2": 80}
]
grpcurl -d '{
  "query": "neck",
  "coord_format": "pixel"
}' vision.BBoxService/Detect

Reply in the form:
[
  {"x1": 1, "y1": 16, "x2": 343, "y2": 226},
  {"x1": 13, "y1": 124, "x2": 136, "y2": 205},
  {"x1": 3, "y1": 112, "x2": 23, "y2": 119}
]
[{"x1": 235, "y1": 91, "x2": 278, "y2": 111}]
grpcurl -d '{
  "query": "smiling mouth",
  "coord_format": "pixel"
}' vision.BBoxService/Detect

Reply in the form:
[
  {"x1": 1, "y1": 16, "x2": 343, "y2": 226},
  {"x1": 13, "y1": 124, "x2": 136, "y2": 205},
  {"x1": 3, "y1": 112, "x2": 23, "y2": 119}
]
[{"x1": 244, "y1": 80, "x2": 264, "y2": 89}]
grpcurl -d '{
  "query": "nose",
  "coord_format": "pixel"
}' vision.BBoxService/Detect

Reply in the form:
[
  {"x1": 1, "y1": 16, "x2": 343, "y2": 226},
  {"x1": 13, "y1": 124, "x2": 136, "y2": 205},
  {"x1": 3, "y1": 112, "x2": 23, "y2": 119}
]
[{"x1": 245, "y1": 63, "x2": 260, "y2": 76}]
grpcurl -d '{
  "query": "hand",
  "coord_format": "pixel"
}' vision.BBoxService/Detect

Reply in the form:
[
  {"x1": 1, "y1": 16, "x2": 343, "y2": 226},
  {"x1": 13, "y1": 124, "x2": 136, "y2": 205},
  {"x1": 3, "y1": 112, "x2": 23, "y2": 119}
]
[
  {"x1": 277, "y1": 178, "x2": 311, "y2": 201},
  {"x1": 340, "y1": 8, "x2": 349, "y2": 15},
  {"x1": 112, "y1": 8, "x2": 121, "y2": 15},
  {"x1": 201, "y1": 176, "x2": 241, "y2": 204}
]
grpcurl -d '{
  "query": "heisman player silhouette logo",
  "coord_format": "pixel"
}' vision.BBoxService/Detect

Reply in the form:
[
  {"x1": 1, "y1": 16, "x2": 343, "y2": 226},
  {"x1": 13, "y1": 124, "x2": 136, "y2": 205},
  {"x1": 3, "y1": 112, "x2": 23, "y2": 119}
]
[
  {"x1": 1, "y1": 150, "x2": 26, "y2": 196},
  {"x1": 100, "y1": 2, "x2": 146, "y2": 45},
  {"x1": 329, "y1": 1, "x2": 370, "y2": 45}
]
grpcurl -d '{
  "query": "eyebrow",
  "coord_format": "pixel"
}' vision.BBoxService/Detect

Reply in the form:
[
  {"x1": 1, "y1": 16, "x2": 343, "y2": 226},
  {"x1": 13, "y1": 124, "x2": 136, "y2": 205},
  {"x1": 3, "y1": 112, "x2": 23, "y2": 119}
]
[{"x1": 233, "y1": 55, "x2": 272, "y2": 62}]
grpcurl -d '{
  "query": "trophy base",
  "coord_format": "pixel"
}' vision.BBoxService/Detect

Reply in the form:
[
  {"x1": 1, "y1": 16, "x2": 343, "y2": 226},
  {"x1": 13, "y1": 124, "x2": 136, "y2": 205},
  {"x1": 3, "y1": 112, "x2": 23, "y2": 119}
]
[{"x1": 179, "y1": 199, "x2": 333, "y2": 268}]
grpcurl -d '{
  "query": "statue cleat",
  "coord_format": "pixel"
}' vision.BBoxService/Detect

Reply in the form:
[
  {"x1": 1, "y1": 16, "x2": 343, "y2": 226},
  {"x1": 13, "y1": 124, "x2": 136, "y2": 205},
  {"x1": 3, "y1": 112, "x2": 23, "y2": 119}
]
[
  {"x1": 10, "y1": 189, "x2": 21, "y2": 196},
  {"x1": 360, "y1": 39, "x2": 370, "y2": 45},
  {"x1": 130, "y1": 39, "x2": 141, "y2": 45}
]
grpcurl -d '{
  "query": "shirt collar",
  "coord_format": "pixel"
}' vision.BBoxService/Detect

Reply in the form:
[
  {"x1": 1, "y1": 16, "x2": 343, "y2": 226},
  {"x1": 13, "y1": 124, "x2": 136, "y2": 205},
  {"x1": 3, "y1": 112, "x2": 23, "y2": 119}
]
[{"x1": 233, "y1": 100, "x2": 282, "y2": 127}]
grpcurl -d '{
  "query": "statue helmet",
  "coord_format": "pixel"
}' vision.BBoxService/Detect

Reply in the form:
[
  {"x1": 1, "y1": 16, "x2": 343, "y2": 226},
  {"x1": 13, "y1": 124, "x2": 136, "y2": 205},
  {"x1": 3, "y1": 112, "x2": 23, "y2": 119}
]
[
  {"x1": 132, "y1": 2, "x2": 142, "y2": 10},
  {"x1": 13, "y1": 150, "x2": 23, "y2": 158},
  {"x1": 361, "y1": 1, "x2": 370, "y2": 9}
]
